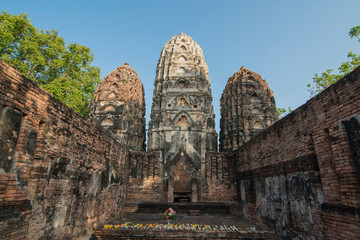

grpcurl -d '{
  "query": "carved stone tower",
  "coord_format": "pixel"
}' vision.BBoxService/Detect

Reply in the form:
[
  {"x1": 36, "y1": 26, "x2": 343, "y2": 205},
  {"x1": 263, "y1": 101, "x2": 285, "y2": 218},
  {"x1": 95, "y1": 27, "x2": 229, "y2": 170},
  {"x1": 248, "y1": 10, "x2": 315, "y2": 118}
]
[
  {"x1": 89, "y1": 63, "x2": 146, "y2": 151},
  {"x1": 219, "y1": 67, "x2": 278, "y2": 152},
  {"x1": 148, "y1": 33, "x2": 218, "y2": 201}
]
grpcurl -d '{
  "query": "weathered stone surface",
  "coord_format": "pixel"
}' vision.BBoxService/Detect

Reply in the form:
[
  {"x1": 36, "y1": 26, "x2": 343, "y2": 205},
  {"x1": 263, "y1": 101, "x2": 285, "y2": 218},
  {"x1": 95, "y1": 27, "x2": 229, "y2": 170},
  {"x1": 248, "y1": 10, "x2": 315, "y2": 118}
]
[
  {"x1": 89, "y1": 63, "x2": 146, "y2": 151},
  {"x1": 146, "y1": 33, "x2": 218, "y2": 201},
  {"x1": 220, "y1": 67, "x2": 278, "y2": 151},
  {"x1": 239, "y1": 170, "x2": 321, "y2": 239},
  {"x1": 0, "y1": 107, "x2": 23, "y2": 173}
]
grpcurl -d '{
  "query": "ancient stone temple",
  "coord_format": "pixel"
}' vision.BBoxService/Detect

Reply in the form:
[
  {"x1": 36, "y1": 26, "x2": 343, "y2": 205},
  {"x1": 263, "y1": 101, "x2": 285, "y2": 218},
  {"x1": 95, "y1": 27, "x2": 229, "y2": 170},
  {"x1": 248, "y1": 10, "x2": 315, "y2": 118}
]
[
  {"x1": 89, "y1": 63, "x2": 146, "y2": 151},
  {"x1": 147, "y1": 33, "x2": 218, "y2": 201},
  {"x1": 219, "y1": 67, "x2": 278, "y2": 151},
  {"x1": 1, "y1": 32, "x2": 360, "y2": 240}
]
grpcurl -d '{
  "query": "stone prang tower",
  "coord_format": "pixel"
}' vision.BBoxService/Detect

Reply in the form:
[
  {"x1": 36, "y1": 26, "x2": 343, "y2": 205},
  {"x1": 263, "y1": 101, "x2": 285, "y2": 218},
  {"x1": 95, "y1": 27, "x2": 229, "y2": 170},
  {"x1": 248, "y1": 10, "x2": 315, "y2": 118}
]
[
  {"x1": 219, "y1": 67, "x2": 278, "y2": 152},
  {"x1": 88, "y1": 63, "x2": 146, "y2": 151},
  {"x1": 87, "y1": 34, "x2": 278, "y2": 203},
  {"x1": 148, "y1": 33, "x2": 218, "y2": 192}
]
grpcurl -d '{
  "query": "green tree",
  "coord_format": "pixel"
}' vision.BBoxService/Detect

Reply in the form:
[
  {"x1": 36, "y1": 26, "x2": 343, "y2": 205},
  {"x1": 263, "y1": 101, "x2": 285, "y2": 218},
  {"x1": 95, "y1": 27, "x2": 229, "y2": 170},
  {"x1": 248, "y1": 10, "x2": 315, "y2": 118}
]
[
  {"x1": 277, "y1": 107, "x2": 293, "y2": 119},
  {"x1": 0, "y1": 11, "x2": 101, "y2": 117},
  {"x1": 307, "y1": 26, "x2": 360, "y2": 97}
]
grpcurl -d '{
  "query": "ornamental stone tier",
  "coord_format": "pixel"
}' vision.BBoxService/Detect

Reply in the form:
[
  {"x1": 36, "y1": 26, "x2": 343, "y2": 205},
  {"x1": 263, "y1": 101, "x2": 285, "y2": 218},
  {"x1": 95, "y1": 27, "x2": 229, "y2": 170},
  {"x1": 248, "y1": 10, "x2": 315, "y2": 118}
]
[
  {"x1": 88, "y1": 63, "x2": 146, "y2": 151},
  {"x1": 147, "y1": 33, "x2": 218, "y2": 195},
  {"x1": 219, "y1": 67, "x2": 278, "y2": 152}
]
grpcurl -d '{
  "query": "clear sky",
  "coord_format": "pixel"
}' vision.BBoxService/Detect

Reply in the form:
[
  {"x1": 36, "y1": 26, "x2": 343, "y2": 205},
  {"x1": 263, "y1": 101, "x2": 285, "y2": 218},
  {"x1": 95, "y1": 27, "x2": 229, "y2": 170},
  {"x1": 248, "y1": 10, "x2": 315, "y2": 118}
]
[{"x1": 2, "y1": 0, "x2": 360, "y2": 134}]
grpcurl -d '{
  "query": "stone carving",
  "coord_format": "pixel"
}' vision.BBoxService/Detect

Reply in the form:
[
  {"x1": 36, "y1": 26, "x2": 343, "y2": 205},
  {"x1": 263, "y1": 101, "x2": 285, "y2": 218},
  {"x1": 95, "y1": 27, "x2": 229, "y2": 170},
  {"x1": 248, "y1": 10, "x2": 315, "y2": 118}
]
[
  {"x1": 219, "y1": 67, "x2": 278, "y2": 151},
  {"x1": 89, "y1": 63, "x2": 146, "y2": 150},
  {"x1": 87, "y1": 35, "x2": 277, "y2": 203},
  {"x1": 148, "y1": 33, "x2": 218, "y2": 182}
]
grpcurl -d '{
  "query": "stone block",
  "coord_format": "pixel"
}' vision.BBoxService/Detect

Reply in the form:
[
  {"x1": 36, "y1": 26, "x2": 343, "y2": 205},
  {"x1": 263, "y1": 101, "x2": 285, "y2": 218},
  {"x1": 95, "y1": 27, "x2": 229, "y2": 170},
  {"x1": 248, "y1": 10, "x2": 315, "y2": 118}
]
[{"x1": 189, "y1": 209, "x2": 201, "y2": 216}]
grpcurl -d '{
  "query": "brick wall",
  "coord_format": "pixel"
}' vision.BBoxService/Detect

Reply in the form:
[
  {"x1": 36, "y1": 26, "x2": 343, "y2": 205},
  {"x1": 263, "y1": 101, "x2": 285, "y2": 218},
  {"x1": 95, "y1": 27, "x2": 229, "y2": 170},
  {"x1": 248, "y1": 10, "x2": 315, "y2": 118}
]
[
  {"x1": 202, "y1": 152, "x2": 237, "y2": 202},
  {"x1": 234, "y1": 66, "x2": 360, "y2": 239},
  {"x1": 125, "y1": 150, "x2": 238, "y2": 204},
  {"x1": 0, "y1": 61, "x2": 130, "y2": 239},
  {"x1": 126, "y1": 150, "x2": 165, "y2": 203}
]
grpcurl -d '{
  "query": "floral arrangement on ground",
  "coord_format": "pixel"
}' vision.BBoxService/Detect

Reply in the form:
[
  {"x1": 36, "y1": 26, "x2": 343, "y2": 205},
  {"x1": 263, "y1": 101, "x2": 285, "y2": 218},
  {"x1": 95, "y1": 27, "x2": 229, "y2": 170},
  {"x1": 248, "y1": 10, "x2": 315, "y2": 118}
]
[
  {"x1": 164, "y1": 208, "x2": 176, "y2": 219},
  {"x1": 103, "y1": 223, "x2": 256, "y2": 232}
]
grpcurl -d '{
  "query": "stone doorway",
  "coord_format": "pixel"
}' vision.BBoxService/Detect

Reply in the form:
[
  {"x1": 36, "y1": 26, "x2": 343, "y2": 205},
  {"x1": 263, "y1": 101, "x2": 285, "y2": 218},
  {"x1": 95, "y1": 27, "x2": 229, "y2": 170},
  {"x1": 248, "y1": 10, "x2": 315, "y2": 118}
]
[
  {"x1": 167, "y1": 153, "x2": 199, "y2": 203},
  {"x1": 172, "y1": 156, "x2": 192, "y2": 202}
]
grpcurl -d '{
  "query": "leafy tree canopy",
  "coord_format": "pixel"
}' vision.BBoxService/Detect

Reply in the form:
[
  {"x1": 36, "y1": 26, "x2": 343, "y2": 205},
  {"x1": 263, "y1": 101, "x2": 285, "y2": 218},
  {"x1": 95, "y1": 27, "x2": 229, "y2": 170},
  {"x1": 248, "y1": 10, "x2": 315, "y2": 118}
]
[
  {"x1": 0, "y1": 11, "x2": 101, "y2": 117},
  {"x1": 307, "y1": 26, "x2": 360, "y2": 97}
]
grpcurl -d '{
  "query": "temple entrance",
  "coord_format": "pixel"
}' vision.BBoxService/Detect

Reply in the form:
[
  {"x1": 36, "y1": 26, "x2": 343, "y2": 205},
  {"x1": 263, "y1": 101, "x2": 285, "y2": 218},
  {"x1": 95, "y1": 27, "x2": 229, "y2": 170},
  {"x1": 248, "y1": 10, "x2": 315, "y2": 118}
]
[{"x1": 170, "y1": 154, "x2": 192, "y2": 202}]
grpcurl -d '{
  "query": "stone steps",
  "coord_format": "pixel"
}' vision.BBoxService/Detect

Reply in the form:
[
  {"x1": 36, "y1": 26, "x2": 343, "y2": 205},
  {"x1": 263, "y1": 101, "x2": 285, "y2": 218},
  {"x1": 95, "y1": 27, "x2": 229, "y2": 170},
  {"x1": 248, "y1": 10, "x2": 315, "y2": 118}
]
[
  {"x1": 93, "y1": 202, "x2": 275, "y2": 239},
  {"x1": 121, "y1": 202, "x2": 138, "y2": 214},
  {"x1": 93, "y1": 212, "x2": 275, "y2": 239},
  {"x1": 94, "y1": 228, "x2": 276, "y2": 239}
]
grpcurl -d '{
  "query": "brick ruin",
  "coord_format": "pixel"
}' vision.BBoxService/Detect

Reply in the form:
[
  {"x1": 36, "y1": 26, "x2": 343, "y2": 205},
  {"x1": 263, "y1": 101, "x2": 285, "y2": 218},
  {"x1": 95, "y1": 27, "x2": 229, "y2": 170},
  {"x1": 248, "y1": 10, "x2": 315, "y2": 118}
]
[
  {"x1": 89, "y1": 63, "x2": 146, "y2": 151},
  {"x1": 0, "y1": 32, "x2": 359, "y2": 239},
  {"x1": 0, "y1": 61, "x2": 130, "y2": 239},
  {"x1": 220, "y1": 66, "x2": 278, "y2": 151}
]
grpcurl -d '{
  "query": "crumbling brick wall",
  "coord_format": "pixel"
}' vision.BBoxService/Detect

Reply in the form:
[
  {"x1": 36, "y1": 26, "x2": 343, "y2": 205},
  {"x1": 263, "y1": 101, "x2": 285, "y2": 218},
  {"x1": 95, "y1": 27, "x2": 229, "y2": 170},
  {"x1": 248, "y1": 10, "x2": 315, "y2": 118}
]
[
  {"x1": 126, "y1": 150, "x2": 165, "y2": 203},
  {"x1": 126, "y1": 150, "x2": 239, "y2": 204},
  {"x1": 0, "y1": 60, "x2": 130, "y2": 239},
  {"x1": 202, "y1": 152, "x2": 237, "y2": 202},
  {"x1": 234, "y1": 66, "x2": 360, "y2": 239}
]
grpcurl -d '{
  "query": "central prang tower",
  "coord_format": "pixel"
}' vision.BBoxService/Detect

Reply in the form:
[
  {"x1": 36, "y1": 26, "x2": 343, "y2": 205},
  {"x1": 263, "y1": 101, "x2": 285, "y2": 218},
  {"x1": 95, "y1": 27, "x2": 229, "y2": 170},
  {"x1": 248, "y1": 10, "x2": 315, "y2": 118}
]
[{"x1": 148, "y1": 33, "x2": 218, "y2": 200}]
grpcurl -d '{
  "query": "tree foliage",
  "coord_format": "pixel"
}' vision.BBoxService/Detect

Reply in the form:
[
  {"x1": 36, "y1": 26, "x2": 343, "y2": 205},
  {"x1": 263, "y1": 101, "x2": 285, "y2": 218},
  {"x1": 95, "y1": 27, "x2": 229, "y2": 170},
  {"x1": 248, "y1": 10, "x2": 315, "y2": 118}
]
[
  {"x1": 0, "y1": 11, "x2": 101, "y2": 117},
  {"x1": 307, "y1": 26, "x2": 360, "y2": 97},
  {"x1": 277, "y1": 107, "x2": 293, "y2": 119}
]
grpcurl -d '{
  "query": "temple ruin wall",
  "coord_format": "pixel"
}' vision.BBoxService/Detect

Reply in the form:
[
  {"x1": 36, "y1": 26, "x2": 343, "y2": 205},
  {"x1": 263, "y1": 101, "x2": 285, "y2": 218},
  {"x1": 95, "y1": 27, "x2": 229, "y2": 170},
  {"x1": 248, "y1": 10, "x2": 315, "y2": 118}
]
[
  {"x1": 0, "y1": 60, "x2": 129, "y2": 239},
  {"x1": 235, "y1": 66, "x2": 360, "y2": 239}
]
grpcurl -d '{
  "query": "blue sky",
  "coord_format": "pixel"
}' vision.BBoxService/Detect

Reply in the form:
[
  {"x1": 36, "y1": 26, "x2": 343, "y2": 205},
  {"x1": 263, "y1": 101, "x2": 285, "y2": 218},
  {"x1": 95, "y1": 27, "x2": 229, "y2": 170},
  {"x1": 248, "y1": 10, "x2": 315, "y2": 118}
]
[{"x1": 2, "y1": 0, "x2": 360, "y2": 134}]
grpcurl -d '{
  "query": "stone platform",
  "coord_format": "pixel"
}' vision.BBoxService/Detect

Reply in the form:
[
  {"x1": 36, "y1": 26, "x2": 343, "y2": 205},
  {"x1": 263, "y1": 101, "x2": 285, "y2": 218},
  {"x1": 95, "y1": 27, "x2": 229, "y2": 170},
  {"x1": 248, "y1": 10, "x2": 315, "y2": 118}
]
[
  {"x1": 94, "y1": 202, "x2": 275, "y2": 239},
  {"x1": 137, "y1": 202, "x2": 232, "y2": 214}
]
